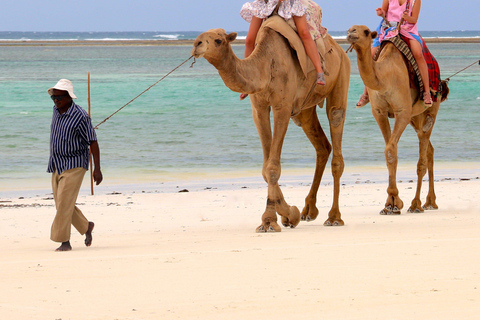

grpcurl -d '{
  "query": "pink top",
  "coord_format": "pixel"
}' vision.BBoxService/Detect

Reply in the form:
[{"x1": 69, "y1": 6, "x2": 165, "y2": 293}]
[{"x1": 383, "y1": 0, "x2": 419, "y2": 41}]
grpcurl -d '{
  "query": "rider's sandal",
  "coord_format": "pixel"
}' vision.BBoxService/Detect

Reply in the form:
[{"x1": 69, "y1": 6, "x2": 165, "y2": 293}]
[
  {"x1": 317, "y1": 72, "x2": 326, "y2": 86},
  {"x1": 423, "y1": 91, "x2": 433, "y2": 106}
]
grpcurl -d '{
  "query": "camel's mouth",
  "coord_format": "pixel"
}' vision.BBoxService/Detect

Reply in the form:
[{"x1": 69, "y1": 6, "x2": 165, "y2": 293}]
[
  {"x1": 346, "y1": 30, "x2": 359, "y2": 44},
  {"x1": 191, "y1": 40, "x2": 206, "y2": 59}
]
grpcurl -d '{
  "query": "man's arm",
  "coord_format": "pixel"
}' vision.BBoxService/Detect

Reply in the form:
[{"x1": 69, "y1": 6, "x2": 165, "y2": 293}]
[{"x1": 90, "y1": 140, "x2": 103, "y2": 185}]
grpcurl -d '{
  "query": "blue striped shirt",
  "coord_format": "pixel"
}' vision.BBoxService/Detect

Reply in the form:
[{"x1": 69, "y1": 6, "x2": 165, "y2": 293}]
[{"x1": 47, "y1": 102, "x2": 97, "y2": 174}]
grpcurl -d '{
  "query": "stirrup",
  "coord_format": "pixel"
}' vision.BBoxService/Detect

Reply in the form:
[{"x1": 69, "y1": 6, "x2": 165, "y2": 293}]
[
  {"x1": 356, "y1": 93, "x2": 369, "y2": 108},
  {"x1": 423, "y1": 91, "x2": 433, "y2": 106},
  {"x1": 317, "y1": 73, "x2": 326, "y2": 86}
]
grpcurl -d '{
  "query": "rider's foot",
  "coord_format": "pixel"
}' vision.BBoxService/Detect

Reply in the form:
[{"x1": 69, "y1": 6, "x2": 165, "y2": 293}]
[
  {"x1": 356, "y1": 93, "x2": 369, "y2": 108},
  {"x1": 317, "y1": 72, "x2": 326, "y2": 86},
  {"x1": 423, "y1": 91, "x2": 433, "y2": 106}
]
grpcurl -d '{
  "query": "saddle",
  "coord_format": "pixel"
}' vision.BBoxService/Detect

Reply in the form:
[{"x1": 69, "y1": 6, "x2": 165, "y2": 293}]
[
  {"x1": 260, "y1": 13, "x2": 332, "y2": 77},
  {"x1": 373, "y1": 34, "x2": 442, "y2": 104}
]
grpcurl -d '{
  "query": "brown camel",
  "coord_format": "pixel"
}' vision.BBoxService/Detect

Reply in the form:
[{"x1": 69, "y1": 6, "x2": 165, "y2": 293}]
[
  {"x1": 191, "y1": 17, "x2": 351, "y2": 232},
  {"x1": 346, "y1": 25, "x2": 449, "y2": 215}
]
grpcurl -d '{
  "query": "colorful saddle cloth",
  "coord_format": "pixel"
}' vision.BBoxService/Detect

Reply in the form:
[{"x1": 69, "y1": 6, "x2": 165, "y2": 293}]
[{"x1": 374, "y1": 34, "x2": 442, "y2": 102}]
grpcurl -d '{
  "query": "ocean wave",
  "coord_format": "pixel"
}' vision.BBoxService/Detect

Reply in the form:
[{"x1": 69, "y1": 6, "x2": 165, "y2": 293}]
[{"x1": 153, "y1": 34, "x2": 182, "y2": 40}]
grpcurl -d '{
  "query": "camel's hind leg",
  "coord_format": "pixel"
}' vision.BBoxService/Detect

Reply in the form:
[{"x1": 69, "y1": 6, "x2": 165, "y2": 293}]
[
  {"x1": 323, "y1": 88, "x2": 348, "y2": 226},
  {"x1": 294, "y1": 106, "x2": 332, "y2": 222},
  {"x1": 423, "y1": 140, "x2": 438, "y2": 210},
  {"x1": 408, "y1": 107, "x2": 439, "y2": 212}
]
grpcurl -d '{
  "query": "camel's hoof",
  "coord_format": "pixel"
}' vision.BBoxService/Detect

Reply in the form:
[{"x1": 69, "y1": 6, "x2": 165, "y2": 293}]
[
  {"x1": 281, "y1": 206, "x2": 301, "y2": 228},
  {"x1": 282, "y1": 221, "x2": 297, "y2": 228},
  {"x1": 301, "y1": 205, "x2": 319, "y2": 222},
  {"x1": 301, "y1": 214, "x2": 314, "y2": 222},
  {"x1": 422, "y1": 204, "x2": 438, "y2": 210},
  {"x1": 407, "y1": 207, "x2": 423, "y2": 213},
  {"x1": 324, "y1": 219, "x2": 344, "y2": 226},
  {"x1": 256, "y1": 222, "x2": 281, "y2": 233},
  {"x1": 380, "y1": 205, "x2": 401, "y2": 215}
]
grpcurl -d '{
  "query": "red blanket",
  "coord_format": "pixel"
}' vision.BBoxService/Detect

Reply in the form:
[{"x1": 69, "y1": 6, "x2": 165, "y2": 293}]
[{"x1": 401, "y1": 35, "x2": 442, "y2": 93}]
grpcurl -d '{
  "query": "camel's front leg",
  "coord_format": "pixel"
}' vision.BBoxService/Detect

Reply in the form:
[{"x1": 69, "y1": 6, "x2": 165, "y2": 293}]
[
  {"x1": 252, "y1": 105, "x2": 300, "y2": 232},
  {"x1": 380, "y1": 112, "x2": 410, "y2": 214},
  {"x1": 371, "y1": 105, "x2": 406, "y2": 214}
]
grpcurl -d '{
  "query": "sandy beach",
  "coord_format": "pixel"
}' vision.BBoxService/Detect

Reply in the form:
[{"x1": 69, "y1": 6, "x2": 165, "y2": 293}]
[{"x1": 1, "y1": 167, "x2": 479, "y2": 320}]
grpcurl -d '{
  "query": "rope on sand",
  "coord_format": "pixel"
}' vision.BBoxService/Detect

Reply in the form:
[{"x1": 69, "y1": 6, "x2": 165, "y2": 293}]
[{"x1": 94, "y1": 55, "x2": 195, "y2": 129}]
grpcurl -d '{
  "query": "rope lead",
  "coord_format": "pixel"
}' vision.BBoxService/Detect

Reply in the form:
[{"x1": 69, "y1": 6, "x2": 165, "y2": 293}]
[
  {"x1": 94, "y1": 55, "x2": 194, "y2": 129},
  {"x1": 444, "y1": 59, "x2": 480, "y2": 83}
]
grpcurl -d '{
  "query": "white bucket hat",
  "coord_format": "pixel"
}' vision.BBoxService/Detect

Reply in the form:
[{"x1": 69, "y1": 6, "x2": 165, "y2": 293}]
[{"x1": 47, "y1": 79, "x2": 77, "y2": 99}]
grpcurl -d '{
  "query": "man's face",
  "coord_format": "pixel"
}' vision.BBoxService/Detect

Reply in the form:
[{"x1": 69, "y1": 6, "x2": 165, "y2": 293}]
[{"x1": 50, "y1": 89, "x2": 72, "y2": 110}]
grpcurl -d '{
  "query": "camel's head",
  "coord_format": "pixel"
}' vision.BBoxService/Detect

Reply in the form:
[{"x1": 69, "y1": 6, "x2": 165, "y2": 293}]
[
  {"x1": 191, "y1": 29, "x2": 237, "y2": 61},
  {"x1": 346, "y1": 25, "x2": 377, "y2": 48}
]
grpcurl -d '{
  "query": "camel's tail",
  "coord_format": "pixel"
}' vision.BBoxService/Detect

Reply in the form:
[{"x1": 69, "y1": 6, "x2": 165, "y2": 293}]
[{"x1": 439, "y1": 80, "x2": 449, "y2": 103}]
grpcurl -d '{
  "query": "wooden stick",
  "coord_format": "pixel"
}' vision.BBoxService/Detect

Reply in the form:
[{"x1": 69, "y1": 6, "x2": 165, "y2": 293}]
[
  {"x1": 397, "y1": 18, "x2": 404, "y2": 32},
  {"x1": 88, "y1": 72, "x2": 94, "y2": 196},
  {"x1": 381, "y1": 14, "x2": 392, "y2": 27}
]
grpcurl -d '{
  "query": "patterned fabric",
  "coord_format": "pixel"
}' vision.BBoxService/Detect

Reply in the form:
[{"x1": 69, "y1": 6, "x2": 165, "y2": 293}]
[
  {"x1": 376, "y1": 35, "x2": 442, "y2": 100},
  {"x1": 48, "y1": 102, "x2": 97, "y2": 174},
  {"x1": 240, "y1": 0, "x2": 327, "y2": 40}
]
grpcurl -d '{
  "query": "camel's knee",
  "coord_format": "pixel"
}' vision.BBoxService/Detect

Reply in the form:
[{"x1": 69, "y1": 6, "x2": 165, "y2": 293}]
[
  {"x1": 331, "y1": 155, "x2": 345, "y2": 176},
  {"x1": 329, "y1": 107, "x2": 345, "y2": 128},
  {"x1": 385, "y1": 144, "x2": 397, "y2": 164},
  {"x1": 265, "y1": 161, "x2": 281, "y2": 184},
  {"x1": 422, "y1": 115, "x2": 434, "y2": 133}
]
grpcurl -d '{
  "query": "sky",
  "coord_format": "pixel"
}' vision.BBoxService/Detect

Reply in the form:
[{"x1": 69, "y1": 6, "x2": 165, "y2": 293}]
[{"x1": 1, "y1": 0, "x2": 479, "y2": 32}]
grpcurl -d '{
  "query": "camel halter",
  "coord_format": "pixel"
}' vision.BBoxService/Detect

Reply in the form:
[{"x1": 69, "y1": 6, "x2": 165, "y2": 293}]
[{"x1": 94, "y1": 55, "x2": 195, "y2": 129}]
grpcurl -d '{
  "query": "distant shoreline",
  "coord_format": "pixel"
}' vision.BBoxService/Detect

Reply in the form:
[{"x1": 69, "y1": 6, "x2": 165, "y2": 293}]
[{"x1": 1, "y1": 37, "x2": 479, "y2": 47}]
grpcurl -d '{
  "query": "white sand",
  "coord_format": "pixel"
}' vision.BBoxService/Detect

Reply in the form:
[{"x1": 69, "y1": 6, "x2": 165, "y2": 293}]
[{"x1": 1, "y1": 172, "x2": 480, "y2": 319}]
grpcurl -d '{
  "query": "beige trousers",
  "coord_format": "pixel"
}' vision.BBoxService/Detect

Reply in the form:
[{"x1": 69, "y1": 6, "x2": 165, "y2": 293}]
[{"x1": 50, "y1": 167, "x2": 89, "y2": 243}]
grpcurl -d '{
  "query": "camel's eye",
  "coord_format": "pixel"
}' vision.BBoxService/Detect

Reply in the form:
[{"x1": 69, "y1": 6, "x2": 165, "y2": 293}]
[{"x1": 214, "y1": 39, "x2": 222, "y2": 46}]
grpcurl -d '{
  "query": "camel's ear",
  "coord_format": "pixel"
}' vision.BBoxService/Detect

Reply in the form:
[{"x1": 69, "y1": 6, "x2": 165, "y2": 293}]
[
  {"x1": 227, "y1": 32, "x2": 237, "y2": 42},
  {"x1": 371, "y1": 31, "x2": 378, "y2": 39}
]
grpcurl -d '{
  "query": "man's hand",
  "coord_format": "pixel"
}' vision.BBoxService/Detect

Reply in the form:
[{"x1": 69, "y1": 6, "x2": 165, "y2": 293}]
[{"x1": 93, "y1": 168, "x2": 103, "y2": 185}]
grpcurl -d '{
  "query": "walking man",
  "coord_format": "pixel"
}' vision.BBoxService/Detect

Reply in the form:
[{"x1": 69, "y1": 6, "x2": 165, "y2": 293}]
[{"x1": 47, "y1": 79, "x2": 103, "y2": 251}]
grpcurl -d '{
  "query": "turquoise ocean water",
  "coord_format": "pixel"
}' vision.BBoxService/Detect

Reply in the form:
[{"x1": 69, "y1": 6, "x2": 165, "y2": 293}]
[{"x1": 0, "y1": 31, "x2": 479, "y2": 195}]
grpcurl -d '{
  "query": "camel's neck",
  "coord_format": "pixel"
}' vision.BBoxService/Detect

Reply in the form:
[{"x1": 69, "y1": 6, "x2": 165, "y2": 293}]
[
  {"x1": 355, "y1": 45, "x2": 382, "y2": 91},
  {"x1": 207, "y1": 38, "x2": 272, "y2": 95}
]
